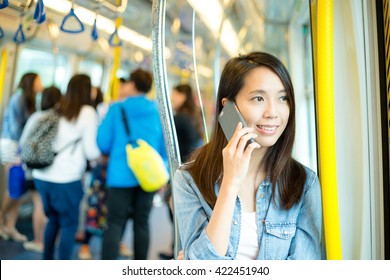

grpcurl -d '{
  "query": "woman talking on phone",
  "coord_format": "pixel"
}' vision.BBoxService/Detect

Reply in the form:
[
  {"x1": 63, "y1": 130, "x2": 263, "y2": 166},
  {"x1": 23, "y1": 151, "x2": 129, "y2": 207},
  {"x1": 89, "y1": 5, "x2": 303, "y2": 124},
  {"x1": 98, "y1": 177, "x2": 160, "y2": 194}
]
[{"x1": 172, "y1": 52, "x2": 323, "y2": 260}]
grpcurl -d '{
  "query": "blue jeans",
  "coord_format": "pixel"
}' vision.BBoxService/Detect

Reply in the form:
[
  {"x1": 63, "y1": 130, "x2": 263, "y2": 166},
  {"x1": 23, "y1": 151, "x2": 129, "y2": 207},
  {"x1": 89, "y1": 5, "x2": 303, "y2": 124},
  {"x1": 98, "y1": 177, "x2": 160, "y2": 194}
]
[
  {"x1": 34, "y1": 179, "x2": 83, "y2": 260},
  {"x1": 102, "y1": 187, "x2": 155, "y2": 260}
]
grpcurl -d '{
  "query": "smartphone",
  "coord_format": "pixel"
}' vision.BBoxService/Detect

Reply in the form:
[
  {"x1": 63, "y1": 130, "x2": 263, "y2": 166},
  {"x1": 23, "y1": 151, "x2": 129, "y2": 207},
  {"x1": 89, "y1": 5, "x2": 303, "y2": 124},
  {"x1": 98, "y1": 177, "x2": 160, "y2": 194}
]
[{"x1": 218, "y1": 100, "x2": 255, "y2": 144}]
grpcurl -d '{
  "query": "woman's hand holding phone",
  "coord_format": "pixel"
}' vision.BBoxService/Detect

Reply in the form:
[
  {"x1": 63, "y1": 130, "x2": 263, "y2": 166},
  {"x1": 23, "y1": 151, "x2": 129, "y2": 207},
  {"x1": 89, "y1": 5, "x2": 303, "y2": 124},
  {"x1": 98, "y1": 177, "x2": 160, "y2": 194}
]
[
  {"x1": 221, "y1": 122, "x2": 260, "y2": 192},
  {"x1": 206, "y1": 122, "x2": 260, "y2": 255}
]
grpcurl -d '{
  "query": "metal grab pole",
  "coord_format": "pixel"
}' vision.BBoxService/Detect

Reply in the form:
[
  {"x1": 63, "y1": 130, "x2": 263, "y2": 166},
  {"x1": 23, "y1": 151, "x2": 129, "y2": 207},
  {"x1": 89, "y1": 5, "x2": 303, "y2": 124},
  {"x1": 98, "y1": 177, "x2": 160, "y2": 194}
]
[{"x1": 151, "y1": 0, "x2": 182, "y2": 259}]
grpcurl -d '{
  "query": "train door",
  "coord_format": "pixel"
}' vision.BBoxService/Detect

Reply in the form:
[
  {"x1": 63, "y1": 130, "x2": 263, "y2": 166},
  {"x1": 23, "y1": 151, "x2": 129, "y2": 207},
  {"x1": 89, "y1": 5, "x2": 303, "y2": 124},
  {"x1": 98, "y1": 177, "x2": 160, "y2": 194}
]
[
  {"x1": 152, "y1": 0, "x2": 320, "y2": 259},
  {"x1": 153, "y1": 0, "x2": 390, "y2": 260}
]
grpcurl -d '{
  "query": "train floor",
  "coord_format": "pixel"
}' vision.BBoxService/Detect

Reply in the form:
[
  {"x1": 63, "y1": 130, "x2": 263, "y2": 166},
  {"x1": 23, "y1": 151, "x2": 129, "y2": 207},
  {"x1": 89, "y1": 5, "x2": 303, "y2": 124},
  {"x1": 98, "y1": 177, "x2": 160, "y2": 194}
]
[{"x1": 0, "y1": 193, "x2": 174, "y2": 260}]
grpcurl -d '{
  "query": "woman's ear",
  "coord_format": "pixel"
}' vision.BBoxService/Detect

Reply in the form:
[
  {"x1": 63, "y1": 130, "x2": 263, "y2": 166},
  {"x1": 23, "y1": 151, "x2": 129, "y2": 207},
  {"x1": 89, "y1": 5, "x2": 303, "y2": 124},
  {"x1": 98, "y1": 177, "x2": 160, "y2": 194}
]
[{"x1": 221, "y1": 98, "x2": 228, "y2": 107}]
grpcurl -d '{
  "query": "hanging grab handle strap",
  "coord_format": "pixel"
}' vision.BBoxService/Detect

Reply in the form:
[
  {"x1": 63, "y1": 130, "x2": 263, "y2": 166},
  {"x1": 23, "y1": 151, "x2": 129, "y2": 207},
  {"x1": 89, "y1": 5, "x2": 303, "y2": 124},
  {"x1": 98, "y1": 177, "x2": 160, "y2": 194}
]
[
  {"x1": 60, "y1": 8, "x2": 85, "y2": 34},
  {"x1": 0, "y1": 0, "x2": 9, "y2": 9},
  {"x1": 108, "y1": 27, "x2": 122, "y2": 47},
  {"x1": 34, "y1": 0, "x2": 46, "y2": 24},
  {"x1": 13, "y1": 24, "x2": 25, "y2": 44},
  {"x1": 91, "y1": 16, "x2": 98, "y2": 41}
]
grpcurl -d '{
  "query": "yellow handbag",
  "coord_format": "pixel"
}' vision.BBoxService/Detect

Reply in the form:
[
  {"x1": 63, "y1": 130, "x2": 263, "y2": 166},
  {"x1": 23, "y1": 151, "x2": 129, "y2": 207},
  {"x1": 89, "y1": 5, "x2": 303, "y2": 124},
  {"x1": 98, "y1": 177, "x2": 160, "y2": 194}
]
[
  {"x1": 126, "y1": 140, "x2": 169, "y2": 192},
  {"x1": 121, "y1": 106, "x2": 169, "y2": 192}
]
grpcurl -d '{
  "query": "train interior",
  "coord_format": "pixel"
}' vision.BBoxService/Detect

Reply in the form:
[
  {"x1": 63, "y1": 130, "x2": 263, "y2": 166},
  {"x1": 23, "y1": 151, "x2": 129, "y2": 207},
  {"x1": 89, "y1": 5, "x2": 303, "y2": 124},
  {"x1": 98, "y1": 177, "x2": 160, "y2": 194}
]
[{"x1": 0, "y1": 0, "x2": 389, "y2": 260}]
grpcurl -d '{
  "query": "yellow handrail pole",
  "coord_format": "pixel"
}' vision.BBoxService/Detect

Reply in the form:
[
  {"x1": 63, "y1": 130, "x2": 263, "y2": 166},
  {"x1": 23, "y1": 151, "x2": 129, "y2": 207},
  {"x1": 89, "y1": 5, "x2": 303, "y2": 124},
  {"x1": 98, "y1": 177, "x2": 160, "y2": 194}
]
[
  {"x1": 0, "y1": 49, "x2": 7, "y2": 109},
  {"x1": 107, "y1": 17, "x2": 122, "y2": 102},
  {"x1": 316, "y1": 0, "x2": 342, "y2": 259}
]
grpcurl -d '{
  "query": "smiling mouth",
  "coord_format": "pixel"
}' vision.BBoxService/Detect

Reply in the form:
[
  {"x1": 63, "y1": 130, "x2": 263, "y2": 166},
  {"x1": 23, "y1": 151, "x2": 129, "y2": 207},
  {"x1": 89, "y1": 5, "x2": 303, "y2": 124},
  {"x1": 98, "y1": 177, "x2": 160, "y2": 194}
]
[{"x1": 256, "y1": 125, "x2": 278, "y2": 131}]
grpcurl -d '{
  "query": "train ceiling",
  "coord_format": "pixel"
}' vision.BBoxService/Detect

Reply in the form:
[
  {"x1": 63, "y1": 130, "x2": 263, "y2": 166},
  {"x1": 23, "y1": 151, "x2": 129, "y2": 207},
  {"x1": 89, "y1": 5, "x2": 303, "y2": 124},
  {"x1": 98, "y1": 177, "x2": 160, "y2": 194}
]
[{"x1": 0, "y1": 0, "x2": 308, "y2": 58}]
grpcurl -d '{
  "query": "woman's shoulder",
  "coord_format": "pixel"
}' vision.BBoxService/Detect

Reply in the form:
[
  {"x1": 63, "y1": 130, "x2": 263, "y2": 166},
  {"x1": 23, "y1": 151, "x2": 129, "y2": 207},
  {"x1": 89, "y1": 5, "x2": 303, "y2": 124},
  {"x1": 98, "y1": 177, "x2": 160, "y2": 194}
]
[
  {"x1": 80, "y1": 104, "x2": 97, "y2": 115},
  {"x1": 173, "y1": 167, "x2": 206, "y2": 199},
  {"x1": 301, "y1": 164, "x2": 320, "y2": 191},
  {"x1": 61, "y1": 105, "x2": 97, "y2": 126},
  {"x1": 76, "y1": 105, "x2": 98, "y2": 121},
  {"x1": 174, "y1": 167, "x2": 198, "y2": 189},
  {"x1": 175, "y1": 167, "x2": 193, "y2": 182},
  {"x1": 7, "y1": 89, "x2": 24, "y2": 108}
]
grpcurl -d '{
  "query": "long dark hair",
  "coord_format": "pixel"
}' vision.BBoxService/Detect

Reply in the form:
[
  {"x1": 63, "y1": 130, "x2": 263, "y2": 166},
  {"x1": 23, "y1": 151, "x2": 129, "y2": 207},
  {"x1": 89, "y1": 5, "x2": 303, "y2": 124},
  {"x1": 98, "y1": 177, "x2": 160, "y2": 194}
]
[
  {"x1": 174, "y1": 84, "x2": 204, "y2": 139},
  {"x1": 18, "y1": 72, "x2": 39, "y2": 114},
  {"x1": 61, "y1": 74, "x2": 92, "y2": 120},
  {"x1": 186, "y1": 52, "x2": 306, "y2": 210}
]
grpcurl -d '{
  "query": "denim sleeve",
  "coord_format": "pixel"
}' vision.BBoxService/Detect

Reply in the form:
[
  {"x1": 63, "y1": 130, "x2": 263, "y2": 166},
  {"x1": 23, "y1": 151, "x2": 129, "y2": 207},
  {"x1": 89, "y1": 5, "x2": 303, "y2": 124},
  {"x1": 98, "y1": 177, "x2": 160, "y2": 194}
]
[
  {"x1": 9, "y1": 97, "x2": 26, "y2": 141},
  {"x1": 97, "y1": 104, "x2": 114, "y2": 155},
  {"x1": 287, "y1": 172, "x2": 323, "y2": 260},
  {"x1": 173, "y1": 170, "x2": 232, "y2": 260}
]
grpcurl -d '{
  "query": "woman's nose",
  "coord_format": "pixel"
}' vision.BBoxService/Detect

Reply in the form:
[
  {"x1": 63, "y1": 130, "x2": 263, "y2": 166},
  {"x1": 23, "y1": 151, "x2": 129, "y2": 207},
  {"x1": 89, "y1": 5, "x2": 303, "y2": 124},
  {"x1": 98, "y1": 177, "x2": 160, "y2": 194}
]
[{"x1": 263, "y1": 100, "x2": 277, "y2": 119}]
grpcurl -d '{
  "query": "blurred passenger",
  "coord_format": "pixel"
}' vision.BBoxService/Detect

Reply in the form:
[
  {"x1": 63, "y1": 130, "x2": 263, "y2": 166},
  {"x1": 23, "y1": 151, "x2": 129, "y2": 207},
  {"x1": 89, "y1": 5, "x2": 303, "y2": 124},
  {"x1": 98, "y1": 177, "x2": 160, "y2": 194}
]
[
  {"x1": 159, "y1": 84, "x2": 205, "y2": 260},
  {"x1": 173, "y1": 52, "x2": 322, "y2": 259},
  {"x1": 19, "y1": 86, "x2": 62, "y2": 253},
  {"x1": 76, "y1": 156, "x2": 108, "y2": 260},
  {"x1": 0, "y1": 72, "x2": 44, "y2": 243},
  {"x1": 96, "y1": 81, "x2": 124, "y2": 122},
  {"x1": 76, "y1": 84, "x2": 133, "y2": 260},
  {"x1": 97, "y1": 68, "x2": 168, "y2": 260},
  {"x1": 118, "y1": 77, "x2": 130, "y2": 100},
  {"x1": 115, "y1": 78, "x2": 139, "y2": 258},
  {"x1": 111, "y1": 81, "x2": 138, "y2": 258},
  {"x1": 91, "y1": 86, "x2": 103, "y2": 110},
  {"x1": 75, "y1": 86, "x2": 106, "y2": 260},
  {"x1": 33, "y1": 74, "x2": 101, "y2": 260},
  {"x1": 171, "y1": 84, "x2": 204, "y2": 162}
]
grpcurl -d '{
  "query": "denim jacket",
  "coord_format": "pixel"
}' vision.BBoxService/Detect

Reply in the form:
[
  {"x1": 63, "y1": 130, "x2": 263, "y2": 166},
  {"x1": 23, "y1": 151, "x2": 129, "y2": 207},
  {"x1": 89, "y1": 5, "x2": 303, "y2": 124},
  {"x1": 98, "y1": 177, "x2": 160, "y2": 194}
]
[
  {"x1": 1, "y1": 89, "x2": 30, "y2": 141},
  {"x1": 172, "y1": 166, "x2": 323, "y2": 260}
]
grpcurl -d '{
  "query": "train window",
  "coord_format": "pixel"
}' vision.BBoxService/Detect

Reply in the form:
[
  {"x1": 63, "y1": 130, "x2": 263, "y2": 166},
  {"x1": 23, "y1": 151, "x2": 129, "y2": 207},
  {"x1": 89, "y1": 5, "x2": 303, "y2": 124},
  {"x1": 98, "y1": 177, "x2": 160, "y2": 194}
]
[
  {"x1": 15, "y1": 48, "x2": 69, "y2": 91},
  {"x1": 303, "y1": 25, "x2": 317, "y2": 172},
  {"x1": 78, "y1": 59, "x2": 104, "y2": 88},
  {"x1": 155, "y1": 0, "x2": 319, "y2": 258},
  {"x1": 158, "y1": 0, "x2": 318, "y2": 170}
]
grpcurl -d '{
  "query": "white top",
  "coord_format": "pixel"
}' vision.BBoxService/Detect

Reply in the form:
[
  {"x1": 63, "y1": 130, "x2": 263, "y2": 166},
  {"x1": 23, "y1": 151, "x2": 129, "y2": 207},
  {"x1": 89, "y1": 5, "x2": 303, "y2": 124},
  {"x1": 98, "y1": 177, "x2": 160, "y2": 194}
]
[
  {"x1": 235, "y1": 211, "x2": 259, "y2": 260},
  {"x1": 21, "y1": 106, "x2": 101, "y2": 183}
]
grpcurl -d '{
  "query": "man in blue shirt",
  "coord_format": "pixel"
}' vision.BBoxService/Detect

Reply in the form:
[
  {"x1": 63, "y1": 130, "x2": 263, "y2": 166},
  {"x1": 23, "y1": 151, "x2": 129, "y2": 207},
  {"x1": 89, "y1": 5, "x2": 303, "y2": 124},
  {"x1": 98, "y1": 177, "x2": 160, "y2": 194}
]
[{"x1": 97, "y1": 69, "x2": 168, "y2": 260}]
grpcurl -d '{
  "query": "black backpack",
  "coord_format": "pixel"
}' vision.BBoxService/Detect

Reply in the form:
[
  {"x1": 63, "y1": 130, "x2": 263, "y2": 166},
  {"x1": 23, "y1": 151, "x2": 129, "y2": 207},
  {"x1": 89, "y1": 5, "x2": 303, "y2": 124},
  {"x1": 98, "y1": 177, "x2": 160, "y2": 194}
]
[{"x1": 21, "y1": 110, "x2": 80, "y2": 169}]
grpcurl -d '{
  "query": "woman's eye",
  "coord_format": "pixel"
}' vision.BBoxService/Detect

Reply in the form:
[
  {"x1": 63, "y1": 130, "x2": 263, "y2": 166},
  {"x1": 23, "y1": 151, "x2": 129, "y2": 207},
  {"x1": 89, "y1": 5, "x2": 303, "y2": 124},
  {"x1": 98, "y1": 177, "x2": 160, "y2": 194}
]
[
  {"x1": 280, "y1": 96, "x2": 288, "y2": 102},
  {"x1": 253, "y1": 96, "x2": 264, "y2": 102}
]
